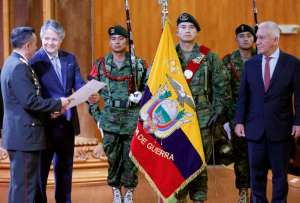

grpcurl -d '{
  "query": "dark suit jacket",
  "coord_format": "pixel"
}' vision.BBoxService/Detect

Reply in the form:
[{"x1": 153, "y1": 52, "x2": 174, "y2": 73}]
[
  {"x1": 235, "y1": 51, "x2": 300, "y2": 141},
  {"x1": 30, "y1": 48, "x2": 85, "y2": 135},
  {"x1": 0, "y1": 52, "x2": 61, "y2": 151}
]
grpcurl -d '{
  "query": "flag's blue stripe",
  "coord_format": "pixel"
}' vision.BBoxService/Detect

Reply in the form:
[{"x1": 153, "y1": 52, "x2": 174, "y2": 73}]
[
  {"x1": 140, "y1": 86, "x2": 152, "y2": 106},
  {"x1": 153, "y1": 129, "x2": 202, "y2": 179},
  {"x1": 141, "y1": 85, "x2": 202, "y2": 178}
]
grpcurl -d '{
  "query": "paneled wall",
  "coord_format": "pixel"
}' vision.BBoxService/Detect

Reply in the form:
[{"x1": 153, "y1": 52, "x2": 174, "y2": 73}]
[
  {"x1": 93, "y1": 0, "x2": 300, "y2": 64},
  {"x1": 9, "y1": 0, "x2": 43, "y2": 48},
  {"x1": 54, "y1": 0, "x2": 92, "y2": 77},
  {"x1": 2, "y1": 0, "x2": 300, "y2": 68}
]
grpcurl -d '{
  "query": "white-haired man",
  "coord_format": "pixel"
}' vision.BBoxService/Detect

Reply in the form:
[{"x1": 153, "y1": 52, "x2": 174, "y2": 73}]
[{"x1": 235, "y1": 21, "x2": 300, "y2": 203}]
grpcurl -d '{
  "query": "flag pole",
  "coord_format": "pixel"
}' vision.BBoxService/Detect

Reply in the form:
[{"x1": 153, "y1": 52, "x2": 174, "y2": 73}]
[
  {"x1": 158, "y1": 0, "x2": 169, "y2": 28},
  {"x1": 157, "y1": 3, "x2": 171, "y2": 203}
]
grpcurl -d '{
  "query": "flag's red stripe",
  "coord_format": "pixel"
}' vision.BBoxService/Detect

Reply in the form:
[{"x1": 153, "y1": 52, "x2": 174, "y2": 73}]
[{"x1": 131, "y1": 121, "x2": 185, "y2": 197}]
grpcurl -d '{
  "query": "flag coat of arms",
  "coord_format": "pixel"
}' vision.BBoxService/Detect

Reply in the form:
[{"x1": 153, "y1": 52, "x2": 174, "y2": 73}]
[{"x1": 130, "y1": 21, "x2": 206, "y2": 201}]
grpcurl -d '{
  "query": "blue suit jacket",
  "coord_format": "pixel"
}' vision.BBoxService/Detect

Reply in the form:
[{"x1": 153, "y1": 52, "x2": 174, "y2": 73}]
[
  {"x1": 1, "y1": 52, "x2": 61, "y2": 151},
  {"x1": 30, "y1": 48, "x2": 85, "y2": 135},
  {"x1": 235, "y1": 51, "x2": 300, "y2": 141}
]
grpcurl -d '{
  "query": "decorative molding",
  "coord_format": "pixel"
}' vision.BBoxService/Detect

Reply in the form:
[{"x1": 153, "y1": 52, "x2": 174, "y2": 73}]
[
  {"x1": 0, "y1": 139, "x2": 108, "y2": 184},
  {"x1": 0, "y1": 147, "x2": 8, "y2": 161},
  {"x1": 279, "y1": 24, "x2": 300, "y2": 34}
]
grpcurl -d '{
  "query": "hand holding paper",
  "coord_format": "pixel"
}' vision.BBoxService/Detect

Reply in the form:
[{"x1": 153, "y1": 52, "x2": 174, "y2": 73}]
[{"x1": 67, "y1": 79, "x2": 106, "y2": 109}]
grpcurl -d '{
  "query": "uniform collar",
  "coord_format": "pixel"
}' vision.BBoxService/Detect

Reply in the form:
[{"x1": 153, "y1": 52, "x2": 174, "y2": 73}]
[{"x1": 13, "y1": 50, "x2": 29, "y2": 65}]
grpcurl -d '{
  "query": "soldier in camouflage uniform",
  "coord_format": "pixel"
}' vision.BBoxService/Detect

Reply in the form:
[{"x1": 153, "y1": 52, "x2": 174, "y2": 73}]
[
  {"x1": 88, "y1": 25, "x2": 147, "y2": 203},
  {"x1": 223, "y1": 24, "x2": 256, "y2": 203},
  {"x1": 174, "y1": 13, "x2": 228, "y2": 203}
]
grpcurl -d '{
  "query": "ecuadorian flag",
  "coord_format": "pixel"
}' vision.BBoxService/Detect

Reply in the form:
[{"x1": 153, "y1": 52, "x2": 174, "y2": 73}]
[{"x1": 130, "y1": 21, "x2": 206, "y2": 202}]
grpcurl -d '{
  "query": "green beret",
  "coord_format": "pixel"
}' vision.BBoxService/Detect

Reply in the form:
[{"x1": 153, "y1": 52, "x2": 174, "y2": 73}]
[
  {"x1": 235, "y1": 24, "x2": 256, "y2": 39},
  {"x1": 177, "y1": 12, "x2": 200, "y2": 32},
  {"x1": 108, "y1": 25, "x2": 128, "y2": 38}
]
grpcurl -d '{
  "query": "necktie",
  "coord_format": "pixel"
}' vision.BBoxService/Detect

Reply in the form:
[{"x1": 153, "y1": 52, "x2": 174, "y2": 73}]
[
  {"x1": 52, "y1": 56, "x2": 71, "y2": 121},
  {"x1": 52, "y1": 56, "x2": 63, "y2": 84},
  {"x1": 264, "y1": 56, "x2": 272, "y2": 91}
]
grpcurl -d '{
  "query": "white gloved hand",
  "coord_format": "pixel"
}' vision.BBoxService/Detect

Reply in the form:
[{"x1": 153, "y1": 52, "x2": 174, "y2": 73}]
[
  {"x1": 129, "y1": 91, "x2": 142, "y2": 104},
  {"x1": 97, "y1": 121, "x2": 104, "y2": 138}
]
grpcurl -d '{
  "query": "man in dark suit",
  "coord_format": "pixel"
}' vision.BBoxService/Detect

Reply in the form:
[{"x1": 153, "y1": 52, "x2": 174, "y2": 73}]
[
  {"x1": 235, "y1": 21, "x2": 300, "y2": 203},
  {"x1": 30, "y1": 20, "x2": 86, "y2": 203},
  {"x1": 1, "y1": 26, "x2": 69, "y2": 203}
]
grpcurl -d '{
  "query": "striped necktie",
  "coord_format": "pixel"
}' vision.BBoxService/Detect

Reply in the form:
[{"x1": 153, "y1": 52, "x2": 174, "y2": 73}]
[{"x1": 52, "y1": 56, "x2": 63, "y2": 84}]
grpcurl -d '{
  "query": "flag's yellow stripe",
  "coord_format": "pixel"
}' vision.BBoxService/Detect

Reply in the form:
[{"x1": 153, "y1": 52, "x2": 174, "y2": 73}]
[{"x1": 147, "y1": 20, "x2": 205, "y2": 162}]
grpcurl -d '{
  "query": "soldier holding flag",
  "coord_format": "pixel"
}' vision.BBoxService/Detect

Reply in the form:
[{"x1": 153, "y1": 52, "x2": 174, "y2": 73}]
[{"x1": 174, "y1": 12, "x2": 228, "y2": 203}]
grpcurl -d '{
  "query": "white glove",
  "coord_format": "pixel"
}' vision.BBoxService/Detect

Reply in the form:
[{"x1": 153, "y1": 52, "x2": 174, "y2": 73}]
[
  {"x1": 97, "y1": 121, "x2": 104, "y2": 138},
  {"x1": 129, "y1": 91, "x2": 142, "y2": 104}
]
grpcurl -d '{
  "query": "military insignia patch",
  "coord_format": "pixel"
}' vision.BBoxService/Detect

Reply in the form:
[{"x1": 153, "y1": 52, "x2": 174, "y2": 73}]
[
  {"x1": 179, "y1": 13, "x2": 189, "y2": 21},
  {"x1": 192, "y1": 55, "x2": 204, "y2": 64}
]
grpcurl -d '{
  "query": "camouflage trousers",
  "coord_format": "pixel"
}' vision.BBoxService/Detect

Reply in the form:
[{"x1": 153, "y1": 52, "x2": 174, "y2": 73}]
[
  {"x1": 231, "y1": 134, "x2": 250, "y2": 189},
  {"x1": 176, "y1": 128, "x2": 212, "y2": 201},
  {"x1": 102, "y1": 131, "x2": 138, "y2": 188}
]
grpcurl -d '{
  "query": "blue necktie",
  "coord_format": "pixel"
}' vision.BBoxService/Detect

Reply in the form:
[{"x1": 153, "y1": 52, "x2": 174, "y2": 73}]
[
  {"x1": 52, "y1": 56, "x2": 63, "y2": 85},
  {"x1": 52, "y1": 56, "x2": 71, "y2": 121}
]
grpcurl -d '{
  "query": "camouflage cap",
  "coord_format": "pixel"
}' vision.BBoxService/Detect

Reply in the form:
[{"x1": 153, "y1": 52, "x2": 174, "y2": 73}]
[
  {"x1": 177, "y1": 12, "x2": 200, "y2": 32},
  {"x1": 235, "y1": 24, "x2": 256, "y2": 39},
  {"x1": 108, "y1": 25, "x2": 128, "y2": 38}
]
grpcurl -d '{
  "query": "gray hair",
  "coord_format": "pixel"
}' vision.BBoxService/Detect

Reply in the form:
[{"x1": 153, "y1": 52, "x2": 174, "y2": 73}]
[
  {"x1": 258, "y1": 21, "x2": 280, "y2": 39},
  {"x1": 40, "y1": 19, "x2": 65, "y2": 40}
]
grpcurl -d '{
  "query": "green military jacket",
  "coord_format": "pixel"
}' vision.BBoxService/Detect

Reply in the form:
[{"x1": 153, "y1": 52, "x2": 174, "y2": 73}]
[
  {"x1": 223, "y1": 49, "x2": 256, "y2": 122},
  {"x1": 176, "y1": 44, "x2": 227, "y2": 128},
  {"x1": 89, "y1": 52, "x2": 147, "y2": 135}
]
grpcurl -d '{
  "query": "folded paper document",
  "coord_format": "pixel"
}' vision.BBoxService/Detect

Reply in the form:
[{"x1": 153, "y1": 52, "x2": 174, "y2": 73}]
[{"x1": 67, "y1": 79, "x2": 106, "y2": 109}]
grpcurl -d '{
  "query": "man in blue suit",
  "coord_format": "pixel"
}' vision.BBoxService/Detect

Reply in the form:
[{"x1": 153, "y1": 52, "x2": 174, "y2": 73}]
[
  {"x1": 30, "y1": 20, "x2": 86, "y2": 203},
  {"x1": 235, "y1": 21, "x2": 300, "y2": 203},
  {"x1": 1, "y1": 26, "x2": 69, "y2": 203}
]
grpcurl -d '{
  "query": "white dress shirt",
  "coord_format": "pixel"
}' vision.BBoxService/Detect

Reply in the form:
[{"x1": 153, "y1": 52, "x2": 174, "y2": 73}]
[{"x1": 262, "y1": 48, "x2": 280, "y2": 81}]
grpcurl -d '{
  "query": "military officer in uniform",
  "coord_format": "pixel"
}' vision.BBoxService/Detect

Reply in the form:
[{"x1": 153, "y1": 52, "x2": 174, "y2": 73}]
[
  {"x1": 88, "y1": 25, "x2": 147, "y2": 203},
  {"x1": 1, "y1": 26, "x2": 69, "y2": 203},
  {"x1": 174, "y1": 13, "x2": 228, "y2": 203},
  {"x1": 223, "y1": 24, "x2": 256, "y2": 203}
]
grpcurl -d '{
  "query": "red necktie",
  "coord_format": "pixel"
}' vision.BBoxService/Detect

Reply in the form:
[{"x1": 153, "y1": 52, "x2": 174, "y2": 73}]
[{"x1": 264, "y1": 56, "x2": 272, "y2": 91}]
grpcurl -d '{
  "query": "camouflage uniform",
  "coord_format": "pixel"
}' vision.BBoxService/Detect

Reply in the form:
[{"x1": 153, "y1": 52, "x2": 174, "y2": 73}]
[
  {"x1": 175, "y1": 44, "x2": 228, "y2": 201},
  {"x1": 223, "y1": 49, "x2": 255, "y2": 190},
  {"x1": 89, "y1": 52, "x2": 147, "y2": 189}
]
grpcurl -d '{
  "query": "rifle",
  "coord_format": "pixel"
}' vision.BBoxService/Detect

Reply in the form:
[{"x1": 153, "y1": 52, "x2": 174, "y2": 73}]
[
  {"x1": 158, "y1": 0, "x2": 168, "y2": 28},
  {"x1": 252, "y1": 0, "x2": 259, "y2": 33},
  {"x1": 124, "y1": 0, "x2": 137, "y2": 93}
]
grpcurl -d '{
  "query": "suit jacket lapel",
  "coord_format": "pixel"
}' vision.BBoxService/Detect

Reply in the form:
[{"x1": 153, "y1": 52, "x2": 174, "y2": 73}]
[
  {"x1": 268, "y1": 51, "x2": 285, "y2": 92},
  {"x1": 41, "y1": 49, "x2": 64, "y2": 90},
  {"x1": 255, "y1": 55, "x2": 265, "y2": 92}
]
